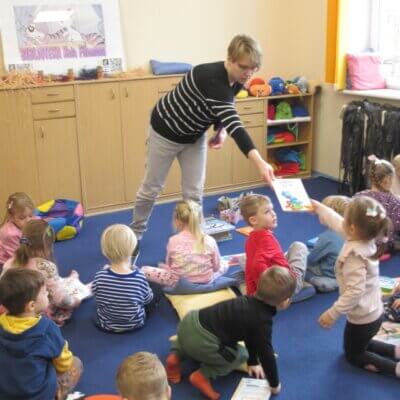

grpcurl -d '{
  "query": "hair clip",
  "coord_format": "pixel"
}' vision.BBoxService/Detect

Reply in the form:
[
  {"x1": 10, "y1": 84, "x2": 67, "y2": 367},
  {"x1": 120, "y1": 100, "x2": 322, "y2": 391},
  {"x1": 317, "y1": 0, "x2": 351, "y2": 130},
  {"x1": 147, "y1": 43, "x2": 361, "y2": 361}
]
[
  {"x1": 7, "y1": 201, "x2": 13, "y2": 210},
  {"x1": 20, "y1": 237, "x2": 30, "y2": 246},
  {"x1": 380, "y1": 211, "x2": 386, "y2": 219},
  {"x1": 381, "y1": 236, "x2": 389, "y2": 243},
  {"x1": 366, "y1": 207, "x2": 378, "y2": 217}
]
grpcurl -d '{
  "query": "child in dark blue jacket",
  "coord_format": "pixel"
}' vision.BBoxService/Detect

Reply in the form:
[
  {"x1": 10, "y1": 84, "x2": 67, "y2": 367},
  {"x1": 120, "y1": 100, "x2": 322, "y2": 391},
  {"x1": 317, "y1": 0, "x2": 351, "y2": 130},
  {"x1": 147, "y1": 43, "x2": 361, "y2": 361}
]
[{"x1": 0, "y1": 268, "x2": 82, "y2": 400}]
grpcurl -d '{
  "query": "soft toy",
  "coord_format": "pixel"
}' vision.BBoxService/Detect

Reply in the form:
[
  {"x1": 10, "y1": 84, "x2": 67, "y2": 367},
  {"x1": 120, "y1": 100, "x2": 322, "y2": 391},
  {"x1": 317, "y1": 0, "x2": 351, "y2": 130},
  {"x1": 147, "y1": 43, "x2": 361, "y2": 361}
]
[
  {"x1": 268, "y1": 77, "x2": 286, "y2": 95},
  {"x1": 293, "y1": 76, "x2": 309, "y2": 93},
  {"x1": 247, "y1": 77, "x2": 272, "y2": 97},
  {"x1": 285, "y1": 80, "x2": 301, "y2": 94},
  {"x1": 235, "y1": 89, "x2": 249, "y2": 99}
]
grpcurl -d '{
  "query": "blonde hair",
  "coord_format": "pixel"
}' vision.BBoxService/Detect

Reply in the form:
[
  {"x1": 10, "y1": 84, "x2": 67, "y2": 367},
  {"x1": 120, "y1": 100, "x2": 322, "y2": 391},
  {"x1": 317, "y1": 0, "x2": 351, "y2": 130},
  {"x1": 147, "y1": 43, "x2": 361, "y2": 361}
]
[
  {"x1": 227, "y1": 34, "x2": 262, "y2": 68},
  {"x1": 14, "y1": 219, "x2": 55, "y2": 267},
  {"x1": 3, "y1": 192, "x2": 34, "y2": 225},
  {"x1": 322, "y1": 195, "x2": 350, "y2": 217},
  {"x1": 392, "y1": 154, "x2": 400, "y2": 174},
  {"x1": 346, "y1": 196, "x2": 391, "y2": 259},
  {"x1": 240, "y1": 194, "x2": 271, "y2": 225},
  {"x1": 116, "y1": 352, "x2": 169, "y2": 400},
  {"x1": 368, "y1": 155, "x2": 394, "y2": 192},
  {"x1": 174, "y1": 200, "x2": 206, "y2": 253},
  {"x1": 101, "y1": 224, "x2": 137, "y2": 264},
  {"x1": 256, "y1": 266, "x2": 296, "y2": 306}
]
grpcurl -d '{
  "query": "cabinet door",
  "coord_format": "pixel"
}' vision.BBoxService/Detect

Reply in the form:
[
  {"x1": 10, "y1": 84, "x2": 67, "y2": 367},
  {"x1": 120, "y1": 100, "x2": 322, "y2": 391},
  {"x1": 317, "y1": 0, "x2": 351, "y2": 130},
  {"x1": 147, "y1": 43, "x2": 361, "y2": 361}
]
[
  {"x1": 0, "y1": 91, "x2": 39, "y2": 219},
  {"x1": 120, "y1": 80, "x2": 157, "y2": 202},
  {"x1": 232, "y1": 126, "x2": 265, "y2": 184},
  {"x1": 77, "y1": 82, "x2": 125, "y2": 209},
  {"x1": 205, "y1": 128, "x2": 233, "y2": 189},
  {"x1": 34, "y1": 118, "x2": 81, "y2": 202}
]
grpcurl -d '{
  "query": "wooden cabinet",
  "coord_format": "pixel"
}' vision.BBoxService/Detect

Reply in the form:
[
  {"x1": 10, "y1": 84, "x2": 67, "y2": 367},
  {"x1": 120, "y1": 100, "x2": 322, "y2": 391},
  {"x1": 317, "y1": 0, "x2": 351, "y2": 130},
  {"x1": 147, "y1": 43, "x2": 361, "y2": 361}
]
[
  {"x1": 0, "y1": 91, "x2": 39, "y2": 219},
  {"x1": 33, "y1": 118, "x2": 81, "y2": 202},
  {"x1": 29, "y1": 85, "x2": 81, "y2": 204},
  {"x1": 1, "y1": 77, "x2": 316, "y2": 217},
  {"x1": 76, "y1": 82, "x2": 125, "y2": 210},
  {"x1": 232, "y1": 99, "x2": 265, "y2": 185},
  {"x1": 120, "y1": 79, "x2": 157, "y2": 202}
]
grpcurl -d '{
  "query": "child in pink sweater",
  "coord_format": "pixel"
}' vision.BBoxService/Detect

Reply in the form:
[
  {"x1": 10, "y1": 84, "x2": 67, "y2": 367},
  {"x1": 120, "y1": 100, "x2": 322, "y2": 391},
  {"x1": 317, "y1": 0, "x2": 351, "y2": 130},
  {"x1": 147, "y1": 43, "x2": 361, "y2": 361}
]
[
  {"x1": 0, "y1": 192, "x2": 35, "y2": 266},
  {"x1": 312, "y1": 196, "x2": 400, "y2": 377},
  {"x1": 141, "y1": 200, "x2": 228, "y2": 289}
]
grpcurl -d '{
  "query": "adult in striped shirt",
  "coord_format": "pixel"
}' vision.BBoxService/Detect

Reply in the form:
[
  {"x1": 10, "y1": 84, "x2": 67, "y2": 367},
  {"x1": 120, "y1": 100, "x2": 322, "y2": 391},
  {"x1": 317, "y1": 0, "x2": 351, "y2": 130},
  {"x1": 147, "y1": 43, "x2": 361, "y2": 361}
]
[
  {"x1": 92, "y1": 224, "x2": 153, "y2": 333},
  {"x1": 131, "y1": 35, "x2": 275, "y2": 241}
]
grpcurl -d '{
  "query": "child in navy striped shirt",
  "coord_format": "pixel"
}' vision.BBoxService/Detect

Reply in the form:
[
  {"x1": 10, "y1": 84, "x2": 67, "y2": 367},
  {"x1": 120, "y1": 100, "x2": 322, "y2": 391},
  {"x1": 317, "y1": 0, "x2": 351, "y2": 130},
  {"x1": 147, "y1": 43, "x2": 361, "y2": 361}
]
[{"x1": 92, "y1": 224, "x2": 153, "y2": 333}]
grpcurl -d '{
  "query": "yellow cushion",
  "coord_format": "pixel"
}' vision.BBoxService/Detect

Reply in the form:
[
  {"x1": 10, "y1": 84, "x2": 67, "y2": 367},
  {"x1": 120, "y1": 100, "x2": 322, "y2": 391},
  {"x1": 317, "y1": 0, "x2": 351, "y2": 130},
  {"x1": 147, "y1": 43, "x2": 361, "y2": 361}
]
[
  {"x1": 37, "y1": 199, "x2": 55, "y2": 213},
  {"x1": 165, "y1": 287, "x2": 237, "y2": 320}
]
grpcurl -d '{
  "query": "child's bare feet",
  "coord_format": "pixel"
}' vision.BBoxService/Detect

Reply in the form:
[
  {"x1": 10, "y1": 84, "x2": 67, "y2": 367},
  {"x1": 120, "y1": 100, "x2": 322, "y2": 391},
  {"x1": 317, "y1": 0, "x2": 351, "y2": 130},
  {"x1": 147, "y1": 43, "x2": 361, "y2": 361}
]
[
  {"x1": 189, "y1": 369, "x2": 220, "y2": 400},
  {"x1": 166, "y1": 353, "x2": 182, "y2": 383}
]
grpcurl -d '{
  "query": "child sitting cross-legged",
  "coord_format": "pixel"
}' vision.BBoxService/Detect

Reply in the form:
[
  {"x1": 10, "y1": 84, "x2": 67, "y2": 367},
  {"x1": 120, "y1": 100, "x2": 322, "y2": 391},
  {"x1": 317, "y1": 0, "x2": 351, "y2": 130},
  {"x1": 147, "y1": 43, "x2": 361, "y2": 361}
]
[
  {"x1": 0, "y1": 268, "x2": 82, "y2": 400},
  {"x1": 306, "y1": 195, "x2": 350, "y2": 292},
  {"x1": 141, "y1": 200, "x2": 237, "y2": 293},
  {"x1": 239, "y1": 194, "x2": 315, "y2": 300},
  {"x1": 165, "y1": 267, "x2": 296, "y2": 399},
  {"x1": 2, "y1": 219, "x2": 84, "y2": 325},
  {"x1": 116, "y1": 351, "x2": 171, "y2": 400},
  {"x1": 92, "y1": 224, "x2": 154, "y2": 333}
]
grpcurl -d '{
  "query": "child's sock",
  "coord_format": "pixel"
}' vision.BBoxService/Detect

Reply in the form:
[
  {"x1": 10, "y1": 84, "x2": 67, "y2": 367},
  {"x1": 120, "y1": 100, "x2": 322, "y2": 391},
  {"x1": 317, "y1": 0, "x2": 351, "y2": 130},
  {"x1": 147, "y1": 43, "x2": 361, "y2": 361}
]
[
  {"x1": 189, "y1": 370, "x2": 220, "y2": 400},
  {"x1": 166, "y1": 353, "x2": 182, "y2": 384},
  {"x1": 395, "y1": 344, "x2": 400, "y2": 360}
]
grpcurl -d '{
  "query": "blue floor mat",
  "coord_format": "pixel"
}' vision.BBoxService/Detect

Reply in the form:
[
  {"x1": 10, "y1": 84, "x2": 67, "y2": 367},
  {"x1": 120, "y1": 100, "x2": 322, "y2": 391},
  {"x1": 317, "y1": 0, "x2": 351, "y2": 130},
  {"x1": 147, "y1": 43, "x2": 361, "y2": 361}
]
[{"x1": 54, "y1": 177, "x2": 400, "y2": 399}]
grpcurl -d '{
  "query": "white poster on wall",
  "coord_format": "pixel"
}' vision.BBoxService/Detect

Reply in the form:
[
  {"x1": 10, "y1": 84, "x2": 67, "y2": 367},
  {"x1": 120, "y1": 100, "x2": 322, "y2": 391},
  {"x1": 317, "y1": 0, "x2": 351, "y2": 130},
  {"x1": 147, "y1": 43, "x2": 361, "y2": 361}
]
[{"x1": 0, "y1": 0, "x2": 125, "y2": 74}]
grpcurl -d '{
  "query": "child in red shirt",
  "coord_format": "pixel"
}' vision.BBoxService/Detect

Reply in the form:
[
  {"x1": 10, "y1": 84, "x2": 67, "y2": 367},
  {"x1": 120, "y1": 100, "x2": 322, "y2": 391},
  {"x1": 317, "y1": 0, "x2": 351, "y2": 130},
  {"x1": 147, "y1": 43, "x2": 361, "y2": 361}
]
[{"x1": 240, "y1": 194, "x2": 314, "y2": 298}]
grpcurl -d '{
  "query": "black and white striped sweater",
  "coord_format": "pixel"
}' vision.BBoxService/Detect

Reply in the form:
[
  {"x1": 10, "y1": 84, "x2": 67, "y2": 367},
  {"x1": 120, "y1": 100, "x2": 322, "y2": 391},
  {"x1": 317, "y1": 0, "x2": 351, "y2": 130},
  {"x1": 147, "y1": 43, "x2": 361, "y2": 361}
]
[{"x1": 151, "y1": 61, "x2": 255, "y2": 156}]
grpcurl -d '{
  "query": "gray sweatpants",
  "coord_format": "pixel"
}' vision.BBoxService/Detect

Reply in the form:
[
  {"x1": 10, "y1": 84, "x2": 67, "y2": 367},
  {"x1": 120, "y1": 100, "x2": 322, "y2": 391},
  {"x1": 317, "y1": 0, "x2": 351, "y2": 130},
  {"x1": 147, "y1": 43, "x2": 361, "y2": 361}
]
[{"x1": 131, "y1": 126, "x2": 207, "y2": 239}]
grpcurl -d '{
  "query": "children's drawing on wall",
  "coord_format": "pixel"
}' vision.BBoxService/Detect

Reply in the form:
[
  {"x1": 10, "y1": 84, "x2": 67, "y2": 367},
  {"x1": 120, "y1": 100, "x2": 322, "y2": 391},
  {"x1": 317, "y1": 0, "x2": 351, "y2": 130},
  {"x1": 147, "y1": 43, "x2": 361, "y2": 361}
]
[{"x1": 14, "y1": 4, "x2": 106, "y2": 62}]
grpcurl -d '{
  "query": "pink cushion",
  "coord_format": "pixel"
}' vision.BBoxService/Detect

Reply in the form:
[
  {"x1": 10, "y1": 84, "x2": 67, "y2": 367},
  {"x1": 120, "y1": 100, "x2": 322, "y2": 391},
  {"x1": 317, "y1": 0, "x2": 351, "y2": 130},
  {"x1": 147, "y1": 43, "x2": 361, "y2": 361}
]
[{"x1": 346, "y1": 53, "x2": 386, "y2": 90}]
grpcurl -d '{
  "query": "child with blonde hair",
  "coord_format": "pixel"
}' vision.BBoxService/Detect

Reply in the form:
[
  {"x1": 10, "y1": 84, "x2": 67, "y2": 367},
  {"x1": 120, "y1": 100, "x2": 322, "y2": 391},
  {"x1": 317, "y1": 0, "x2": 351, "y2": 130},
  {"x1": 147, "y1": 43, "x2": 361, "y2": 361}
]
[
  {"x1": 0, "y1": 192, "x2": 35, "y2": 265},
  {"x1": 0, "y1": 268, "x2": 82, "y2": 400},
  {"x1": 141, "y1": 200, "x2": 233, "y2": 293},
  {"x1": 307, "y1": 195, "x2": 350, "y2": 292},
  {"x1": 92, "y1": 224, "x2": 153, "y2": 333},
  {"x1": 356, "y1": 154, "x2": 400, "y2": 248},
  {"x1": 313, "y1": 196, "x2": 400, "y2": 377},
  {"x1": 116, "y1": 352, "x2": 171, "y2": 400},
  {"x1": 391, "y1": 154, "x2": 400, "y2": 197},
  {"x1": 2, "y1": 219, "x2": 84, "y2": 325}
]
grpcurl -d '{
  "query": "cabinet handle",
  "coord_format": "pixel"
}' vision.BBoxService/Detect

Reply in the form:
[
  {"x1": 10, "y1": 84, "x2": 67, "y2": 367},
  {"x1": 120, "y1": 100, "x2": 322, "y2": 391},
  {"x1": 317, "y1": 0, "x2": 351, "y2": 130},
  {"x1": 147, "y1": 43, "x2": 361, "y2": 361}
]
[
  {"x1": 124, "y1": 87, "x2": 129, "y2": 98},
  {"x1": 111, "y1": 89, "x2": 116, "y2": 99},
  {"x1": 40, "y1": 126, "x2": 44, "y2": 138},
  {"x1": 243, "y1": 120, "x2": 251, "y2": 124},
  {"x1": 48, "y1": 109, "x2": 61, "y2": 113},
  {"x1": 46, "y1": 93, "x2": 59, "y2": 97},
  {"x1": 243, "y1": 106, "x2": 253, "y2": 110}
]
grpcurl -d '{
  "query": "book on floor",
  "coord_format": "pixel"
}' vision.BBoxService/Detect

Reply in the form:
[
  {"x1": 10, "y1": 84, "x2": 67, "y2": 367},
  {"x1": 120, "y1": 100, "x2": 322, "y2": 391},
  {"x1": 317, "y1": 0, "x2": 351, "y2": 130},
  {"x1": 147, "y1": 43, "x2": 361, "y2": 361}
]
[
  {"x1": 374, "y1": 321, "x2": 400, "y2": 346},
  {"x1": 231, "y1": 377, "x2": 271, "y2": 400},
  {"x1": 272, "y1": 178, "x2": 313, "y2": 212},
  {"x1": 203, "y1": 216, "x2": 235, "y2": 242},
  {"x1": 220, "y1": 253, "x2": 245, "y2": 267}
]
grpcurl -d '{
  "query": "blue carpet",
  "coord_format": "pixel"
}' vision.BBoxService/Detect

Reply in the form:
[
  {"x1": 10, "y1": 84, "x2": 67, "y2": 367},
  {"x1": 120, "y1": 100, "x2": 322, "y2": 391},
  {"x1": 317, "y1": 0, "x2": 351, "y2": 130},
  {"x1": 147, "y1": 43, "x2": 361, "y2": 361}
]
[{"x1": 55, "y1": 177, "x2": 399, "y2": 399}]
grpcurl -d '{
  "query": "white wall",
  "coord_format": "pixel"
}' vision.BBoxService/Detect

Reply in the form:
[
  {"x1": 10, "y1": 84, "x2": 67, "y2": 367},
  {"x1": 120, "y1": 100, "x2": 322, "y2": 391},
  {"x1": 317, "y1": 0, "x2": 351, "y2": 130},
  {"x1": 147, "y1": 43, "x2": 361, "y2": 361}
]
[{"x1": 119, "y1": 0, "x2": 273, "y2": 75}]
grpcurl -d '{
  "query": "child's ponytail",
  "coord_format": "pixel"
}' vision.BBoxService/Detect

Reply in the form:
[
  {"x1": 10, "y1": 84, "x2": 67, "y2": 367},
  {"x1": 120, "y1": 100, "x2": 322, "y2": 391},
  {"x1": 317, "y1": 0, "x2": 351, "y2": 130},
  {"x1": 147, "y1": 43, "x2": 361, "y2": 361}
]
[
  {"x1": 14, "y1": 220, "x2": 55, "y2": 267},
  {"x1": 368, "y1": 155, "x2": 394, "y2": 192},
  {"x1": 174, "y1": 200, "x2": 206, "y2": 253}
]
